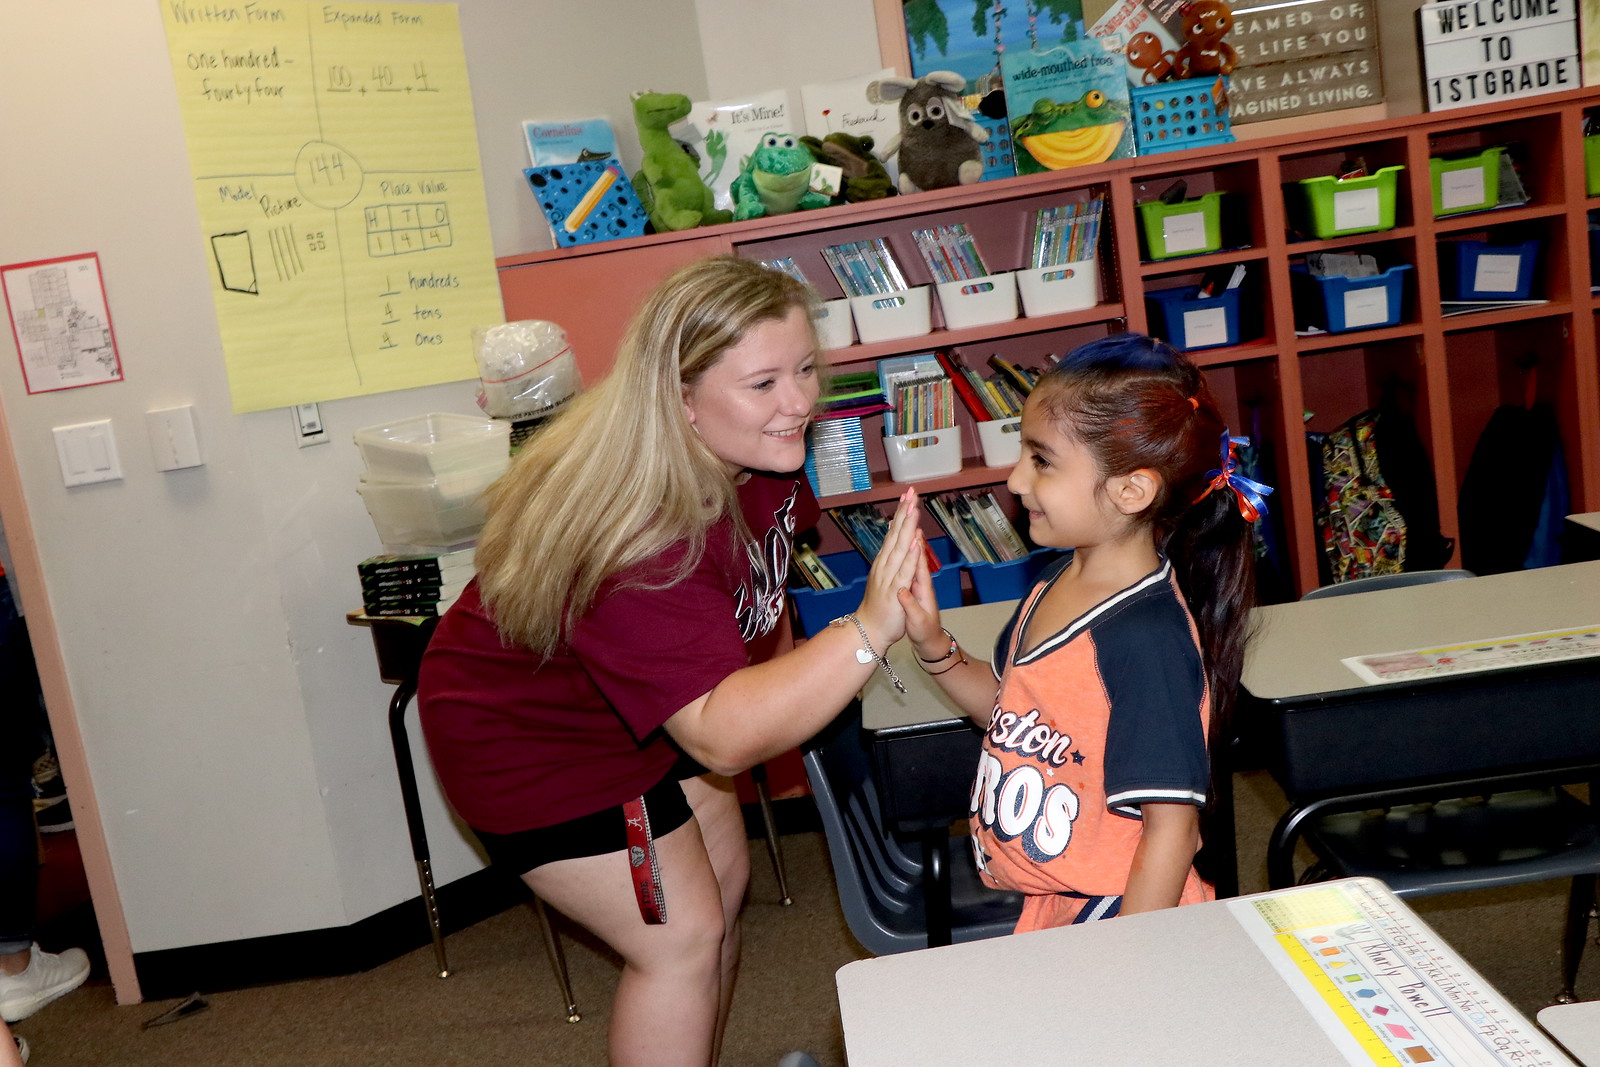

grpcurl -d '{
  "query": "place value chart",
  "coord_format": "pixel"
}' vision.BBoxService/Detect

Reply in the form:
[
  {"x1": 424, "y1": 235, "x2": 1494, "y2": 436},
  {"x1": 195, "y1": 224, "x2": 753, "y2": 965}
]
[
  {"x1": 1230, "y1": 879, "x2": 1572, "y2": 1066},
  {"x1": 160, "y1": 1, "x2": 502, "y2": 412}
]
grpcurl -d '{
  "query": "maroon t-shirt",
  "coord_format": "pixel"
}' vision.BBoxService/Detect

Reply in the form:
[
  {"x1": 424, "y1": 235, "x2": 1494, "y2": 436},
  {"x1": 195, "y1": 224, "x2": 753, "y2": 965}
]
[{"x1": 417, "y1": 472, "x2": 818, "y2": 833}]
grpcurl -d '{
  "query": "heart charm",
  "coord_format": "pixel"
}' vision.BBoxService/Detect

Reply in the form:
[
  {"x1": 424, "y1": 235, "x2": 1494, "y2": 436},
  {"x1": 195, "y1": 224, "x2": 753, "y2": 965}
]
[{"x1": 855, "y1": 649, "x2": 874, "y2": 664}]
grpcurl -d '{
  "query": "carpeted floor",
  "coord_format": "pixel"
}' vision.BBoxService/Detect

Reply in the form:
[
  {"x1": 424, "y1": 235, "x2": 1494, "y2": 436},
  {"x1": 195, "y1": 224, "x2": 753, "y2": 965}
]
[{"x1": 11, "y1": 770, "x2": 1593, "y2": 1066}]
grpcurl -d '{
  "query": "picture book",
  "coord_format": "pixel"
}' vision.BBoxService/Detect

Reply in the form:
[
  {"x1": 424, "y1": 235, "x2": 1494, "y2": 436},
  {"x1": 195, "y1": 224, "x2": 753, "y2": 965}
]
[
  {"x1": 1001, "y1": 38, "x2": 1135, "y2": 175},
  {"x1": 799, "y1": 69, "x2": 901, "y2": 186},
  {"x1": 1089, "y1": 0, "x2": 1186, "y2": 86},
  {"x1": 673, "y1": 89, "x2": 797, "y2": 214},
  {"x1": 523, "y1": 161, "x2": 649, "y2": 248},
  {"x1": 522, "y1": 118, "x2": 619, "y2": 167}
]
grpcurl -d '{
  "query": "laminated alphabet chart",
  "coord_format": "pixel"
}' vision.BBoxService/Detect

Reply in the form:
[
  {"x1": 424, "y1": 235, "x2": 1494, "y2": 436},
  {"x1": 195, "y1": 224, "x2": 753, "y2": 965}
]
[
  {"x1": 159, "y1": 2, "x2": 502, "y2": 413},
  {"x1": 1341, "y1": 625, "x2": 1600, "y2": 685},
  {"x1": 1230, "y1": 880, "x2": 1573, "y2": 1066}
]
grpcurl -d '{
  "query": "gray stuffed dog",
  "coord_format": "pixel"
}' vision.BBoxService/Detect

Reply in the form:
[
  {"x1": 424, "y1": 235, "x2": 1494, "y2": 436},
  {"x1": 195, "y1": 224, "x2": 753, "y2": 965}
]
[{"x1": 867, "y1": 71, "x2": 988, "y2": 194}]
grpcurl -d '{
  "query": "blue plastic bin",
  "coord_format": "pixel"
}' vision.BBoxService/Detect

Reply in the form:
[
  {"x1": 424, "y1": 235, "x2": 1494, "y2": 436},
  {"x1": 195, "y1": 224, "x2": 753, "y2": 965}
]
[
  {"x1": 1439, "y1": 239, "x2": 1540, "y2": 301},
  {"x1": 1144, "y1": 284, "x2": 1242, "y2": 351},
  {"x1": 1290, "y1": 264, "x2": 1410, "y2": 333},
  {"x1": 789, "y1": 537, "x2": 963, "y2": 636},
  {"x1": 967, "y1": 547, "x2": 1068, "y2": 604}
]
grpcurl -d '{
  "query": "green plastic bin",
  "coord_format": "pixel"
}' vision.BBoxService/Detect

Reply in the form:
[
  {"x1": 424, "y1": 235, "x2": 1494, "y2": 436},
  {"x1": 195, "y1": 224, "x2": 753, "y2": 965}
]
[
  {"x1": 1586, "y1": 135, "x2": 1600, "y2": 197},
  {"x1": 1138, "y1": 191, "x2": 1224, "y2": 260},
  {"x1": 1429, "y1": 148, "x2": 1503, "y2": 217},
  {"x1": 1297, "y1": 165, "x2": 1404, "y2": 238}
]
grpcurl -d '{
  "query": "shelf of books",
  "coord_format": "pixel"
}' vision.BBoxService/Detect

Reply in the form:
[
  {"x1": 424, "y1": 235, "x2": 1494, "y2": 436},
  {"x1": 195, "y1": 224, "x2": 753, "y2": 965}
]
[{"x1": 498, "y1": 85, "x2": 1600, "y2": 597}]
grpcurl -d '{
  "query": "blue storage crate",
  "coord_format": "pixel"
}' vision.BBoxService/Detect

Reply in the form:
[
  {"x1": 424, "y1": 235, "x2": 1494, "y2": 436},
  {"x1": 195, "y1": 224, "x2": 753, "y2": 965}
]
[
  {"x1": 1290, "y1": 264, "x2": 1410, "y2": 333},
  {"x1": 1439, "y1": 239, "x2": 1540, "y2": 301},
  {"x1": 1144, "y1": 284, "x2": 1242, "y2": 351},
  {"x1": 789, "y1": 537, "x2": 963, "y2": 636},
  {"x1": 967, "y1": 547, "x2": 1068, "y2": 604},
  {"x1": 1129, "y1": 78, "x2": 1234, "y2": 156}
]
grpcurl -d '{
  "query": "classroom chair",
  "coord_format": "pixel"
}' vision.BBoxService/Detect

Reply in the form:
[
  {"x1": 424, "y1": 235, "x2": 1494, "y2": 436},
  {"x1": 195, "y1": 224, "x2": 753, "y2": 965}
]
[
  {"x1": 1299, "y1": 567, "x2": 1475, "y2": 600},
  {"x1": 801, "y1": 706, "x2": 1022, "y2": 955},
  {"x1": 1272, "y1": 566, "x2": 1600, "y2": 1003}
]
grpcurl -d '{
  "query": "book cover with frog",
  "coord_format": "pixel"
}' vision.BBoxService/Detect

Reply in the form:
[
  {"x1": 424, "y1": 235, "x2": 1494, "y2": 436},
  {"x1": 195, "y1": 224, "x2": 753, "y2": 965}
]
[{"x1": 1001, "y1": 38, "x2": 1135, "y2": 174}]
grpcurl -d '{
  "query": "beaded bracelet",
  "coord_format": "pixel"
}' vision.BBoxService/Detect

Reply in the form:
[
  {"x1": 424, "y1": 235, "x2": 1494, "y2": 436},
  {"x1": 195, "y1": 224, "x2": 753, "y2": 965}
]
[
  {"x1": 918, "y1": 627, "x2": 967, "y2": 676},
  {"x1": 918, "y1": 627, "x2": 961, "y2": 663},
  {"x1": 831, "y1": 613, "x2": 906, "y2": 693}
]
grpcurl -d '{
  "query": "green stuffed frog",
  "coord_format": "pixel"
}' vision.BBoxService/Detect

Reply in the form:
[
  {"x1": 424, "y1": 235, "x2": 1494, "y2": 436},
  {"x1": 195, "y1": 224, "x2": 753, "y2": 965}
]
[
  {"x1": 731, "y1": 133, "x2": 832, "y2": 221},
  {"x1": 1011, "y1": 90, "x2": 1131, "y2": 174}
]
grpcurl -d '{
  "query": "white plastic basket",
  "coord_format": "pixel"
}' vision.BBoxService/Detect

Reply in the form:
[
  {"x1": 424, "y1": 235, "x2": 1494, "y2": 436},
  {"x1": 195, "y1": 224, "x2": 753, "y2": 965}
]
[
  {"x1": 976, "y1": 416, "x2": 1022, "y2": 467},
  {"x1": 813, "y1": 297, "x2": 855, "y2": 350},
  {"x1": 1018, "y1": 261, "x2": 1099, "y2": 317},
  {"x1": 849, "y1": 286, "x2": 933, "y2": 345},
  {"x1": 884, "y1": 425, "x2": 963, "y2": 483},
  {"x1": 936, "y1": 272, "x2": 1019, "y2": 330}
]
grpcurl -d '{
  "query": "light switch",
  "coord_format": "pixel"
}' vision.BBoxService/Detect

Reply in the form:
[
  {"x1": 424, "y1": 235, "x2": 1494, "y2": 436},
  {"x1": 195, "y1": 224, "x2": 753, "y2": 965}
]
[
  {"x1": 147, "y1": 406, "x2": 203, "y2": 471},
  {"x1": 53, "y1": 419, "x2": 122, "y2": 486}
]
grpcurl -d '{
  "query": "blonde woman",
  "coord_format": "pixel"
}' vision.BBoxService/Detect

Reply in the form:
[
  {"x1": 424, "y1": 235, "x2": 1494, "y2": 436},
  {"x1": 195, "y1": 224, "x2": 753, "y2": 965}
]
[{"x1": 419, "y1": 256, "x2": 924, "y2": 1066}]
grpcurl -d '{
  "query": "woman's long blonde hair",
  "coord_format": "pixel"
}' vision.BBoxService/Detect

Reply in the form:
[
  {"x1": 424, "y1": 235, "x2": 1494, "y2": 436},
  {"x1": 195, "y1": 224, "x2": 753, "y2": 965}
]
[{"x1": 475, "y1": 255, "x2": 816, "y2": 656}]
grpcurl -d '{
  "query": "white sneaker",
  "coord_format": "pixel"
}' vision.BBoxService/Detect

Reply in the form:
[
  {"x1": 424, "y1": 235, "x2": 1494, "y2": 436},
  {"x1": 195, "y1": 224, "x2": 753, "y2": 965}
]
[
  {"x1": 0, "y1": 945, "x2": 90, "y2": 1022},
  {"x1": 13, "y1": 1033, "x2": 28, "y2": 1064}
]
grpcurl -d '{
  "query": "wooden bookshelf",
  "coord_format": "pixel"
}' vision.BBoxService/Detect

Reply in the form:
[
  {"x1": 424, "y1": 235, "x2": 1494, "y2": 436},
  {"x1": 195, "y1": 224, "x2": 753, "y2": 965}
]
[{"x1": 498, "y1": 85, "x2": 1600, "y2": 597}]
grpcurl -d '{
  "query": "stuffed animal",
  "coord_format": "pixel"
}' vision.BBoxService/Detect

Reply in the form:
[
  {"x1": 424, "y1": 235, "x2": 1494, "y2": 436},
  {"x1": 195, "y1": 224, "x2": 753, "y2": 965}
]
[
  {"x1": 800, "y1": 133, "x2": 896, "y2": 203},
  {"x1": 629, "y1": 90, "x2": 731, "y2": 232},
  {"x1": 729, "y1": 133, "x2": 833, "y2": 221},
  {"x1": 1174, "y1": 0, "x2": 1237, "y2": 79},
  {"x1": 867, "y1": 71, "x2": 987, "y2": 194},
  {"x1": 1126, "y1": 31, "x2": 1177, "y2": 85}
]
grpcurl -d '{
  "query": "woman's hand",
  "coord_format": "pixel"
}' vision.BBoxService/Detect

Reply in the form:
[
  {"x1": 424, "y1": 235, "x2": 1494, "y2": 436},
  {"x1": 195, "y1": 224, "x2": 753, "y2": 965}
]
[{"x1": 855, "y1": 488, "x2": 923, "y2": 647}]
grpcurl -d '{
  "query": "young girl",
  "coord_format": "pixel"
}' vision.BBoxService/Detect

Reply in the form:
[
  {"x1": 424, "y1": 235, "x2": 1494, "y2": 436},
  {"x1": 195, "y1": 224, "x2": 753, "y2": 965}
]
[{"x1": 900, "y1": 333, "x2": 1268, "y2": 932}]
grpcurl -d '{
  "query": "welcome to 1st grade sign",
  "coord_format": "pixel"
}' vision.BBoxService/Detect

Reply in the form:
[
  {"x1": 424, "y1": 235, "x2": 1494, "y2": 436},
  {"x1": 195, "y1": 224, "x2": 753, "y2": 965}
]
[{"x1": 1419, "y1": 0, "x2": 1580, "y2": 111}]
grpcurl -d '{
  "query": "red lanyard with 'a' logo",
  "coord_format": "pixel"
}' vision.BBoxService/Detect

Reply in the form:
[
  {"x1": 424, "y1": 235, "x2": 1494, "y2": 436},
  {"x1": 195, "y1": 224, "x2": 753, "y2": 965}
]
[{"x1": 622, "y1": 795, "x2": 667, "y2": 924}]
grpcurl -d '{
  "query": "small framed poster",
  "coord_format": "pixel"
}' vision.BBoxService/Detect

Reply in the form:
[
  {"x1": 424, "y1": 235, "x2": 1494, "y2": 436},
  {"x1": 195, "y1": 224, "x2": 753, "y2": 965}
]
[{"x1": 2, "y1": 252, "x2": 125, "y2": 393}]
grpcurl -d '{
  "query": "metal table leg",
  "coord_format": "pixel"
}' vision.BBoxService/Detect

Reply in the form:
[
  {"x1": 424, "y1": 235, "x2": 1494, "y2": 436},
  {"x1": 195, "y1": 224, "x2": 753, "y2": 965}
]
[
  {"x1": 387, "y1": 677, "x2": 450, "y2": 979},
  {"x1": 749, "y1": 763, "x2": 792, "y2": 906},
  {"x1": 533, "y1": 896, "x2": 582, "y2": 1022}
]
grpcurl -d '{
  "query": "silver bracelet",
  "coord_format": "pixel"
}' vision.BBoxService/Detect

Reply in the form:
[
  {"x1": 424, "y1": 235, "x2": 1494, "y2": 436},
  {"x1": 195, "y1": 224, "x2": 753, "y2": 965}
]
[{"x1": 831, "y1": 613, "x2": 905, "y2": 694}]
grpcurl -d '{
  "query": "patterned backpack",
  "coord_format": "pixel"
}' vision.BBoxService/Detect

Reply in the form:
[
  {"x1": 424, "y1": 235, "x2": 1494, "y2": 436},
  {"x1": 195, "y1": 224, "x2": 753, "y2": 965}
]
[{"x1": 1315, "y1": 410, "x2": 1406, "y2": 583}]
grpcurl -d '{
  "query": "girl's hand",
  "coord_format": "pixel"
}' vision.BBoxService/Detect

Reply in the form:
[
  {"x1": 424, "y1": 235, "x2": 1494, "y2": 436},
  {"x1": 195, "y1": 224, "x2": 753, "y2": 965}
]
[
  {"x1": 856, "y1": 488, "x2": 922, "y2": 646},
  {"x1": 899, "y1": 542, "x2": 945, "y2": 659}
]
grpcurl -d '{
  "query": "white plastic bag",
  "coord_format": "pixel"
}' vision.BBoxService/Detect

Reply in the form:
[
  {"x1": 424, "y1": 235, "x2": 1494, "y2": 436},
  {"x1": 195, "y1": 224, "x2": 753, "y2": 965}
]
[{"x1": 472, "y1": 320, "x2": 582, "y2": 421}]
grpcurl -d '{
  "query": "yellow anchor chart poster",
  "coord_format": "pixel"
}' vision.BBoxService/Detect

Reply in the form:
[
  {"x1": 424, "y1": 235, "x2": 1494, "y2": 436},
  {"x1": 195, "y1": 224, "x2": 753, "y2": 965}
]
[{"x1": 159, "y1": 1, "x2": 502, "y2": 413}]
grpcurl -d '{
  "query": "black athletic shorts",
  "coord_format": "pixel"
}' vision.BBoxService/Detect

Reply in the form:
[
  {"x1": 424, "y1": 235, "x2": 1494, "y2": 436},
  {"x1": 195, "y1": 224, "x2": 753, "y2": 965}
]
[{"x1": 473, "y1": 774, "x2": 694, "y2": 877}]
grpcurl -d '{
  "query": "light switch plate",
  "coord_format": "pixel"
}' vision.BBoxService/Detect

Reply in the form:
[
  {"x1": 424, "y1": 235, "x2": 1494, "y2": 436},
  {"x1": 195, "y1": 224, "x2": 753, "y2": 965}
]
[
  {"x1": 294, "y1": 403, "x2": 328, "y2": 447},
  {"x1": 53, "y1": 419, "x2": 122, "y2": 486},
  {"x1": 147, "y1": 406, "x2": 203, "y2": 471}
]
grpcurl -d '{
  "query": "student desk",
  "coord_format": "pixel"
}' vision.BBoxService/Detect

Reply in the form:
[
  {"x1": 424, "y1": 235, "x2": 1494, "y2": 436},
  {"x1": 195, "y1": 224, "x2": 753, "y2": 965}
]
[
  {"x1": 348, "y1": 611, "x2": 581, "y2": 1020},
  {"x1": 838, "y1": 877, "x2": 1573, "y2": 1066},
  {"x1": 1567, "y1": 513, "x2": 1600, "y2": 564},
  {"x1": 1239, "y1": 562, "x2": 1600, "y2": 890},
  {"x1": 1540, "y1": 1001, "x2": 1600, "y2": 1066}
]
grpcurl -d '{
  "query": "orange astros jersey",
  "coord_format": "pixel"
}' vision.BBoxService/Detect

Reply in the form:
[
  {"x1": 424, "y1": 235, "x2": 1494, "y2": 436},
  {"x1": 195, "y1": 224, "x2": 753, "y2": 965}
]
[{"x1": 969, "y1": 555, "x2": 1214, "y2": 931}]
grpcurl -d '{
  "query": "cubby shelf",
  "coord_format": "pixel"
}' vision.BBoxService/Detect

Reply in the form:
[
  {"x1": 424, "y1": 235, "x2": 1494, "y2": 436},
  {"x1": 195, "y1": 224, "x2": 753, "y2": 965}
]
[
  {"x1": 822, "y1": 301, "x2": 1127, "y2": 366},
  {"x1": 498, "y1": 85, "x2": 1600, "y2": 597}
]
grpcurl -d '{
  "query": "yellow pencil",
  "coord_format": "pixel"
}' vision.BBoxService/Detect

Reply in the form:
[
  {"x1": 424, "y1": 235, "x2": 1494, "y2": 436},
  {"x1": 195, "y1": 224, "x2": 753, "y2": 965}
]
[{"x1": 564, "y1": 166, "x2": 619, "y2": 233}]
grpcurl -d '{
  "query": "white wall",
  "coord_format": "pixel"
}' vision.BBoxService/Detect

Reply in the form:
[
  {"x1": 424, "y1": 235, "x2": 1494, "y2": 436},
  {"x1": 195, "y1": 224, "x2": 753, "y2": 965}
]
[
  {"x1": 0, "y1": 0, "x2": 720, "y2": 961},
  {"x1": 691, "y1": 0, "x2": 887, "y2": 102}
]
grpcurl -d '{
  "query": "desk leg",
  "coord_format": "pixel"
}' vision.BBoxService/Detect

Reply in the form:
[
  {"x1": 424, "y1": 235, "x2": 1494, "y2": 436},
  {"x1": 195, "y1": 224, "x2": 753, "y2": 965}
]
[
  {"x1": 533, "y1": 896, "x2": 582, "y2": 1023},
  {"x1": 388, "y1": 679, "x2": 451, "y2": 979},
  {"x1": 921, "y1": 832, "x2": 952, "y2": 948},
  {"x1": 749, "y1": 763, "x2": 793, "y2": 906}
]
